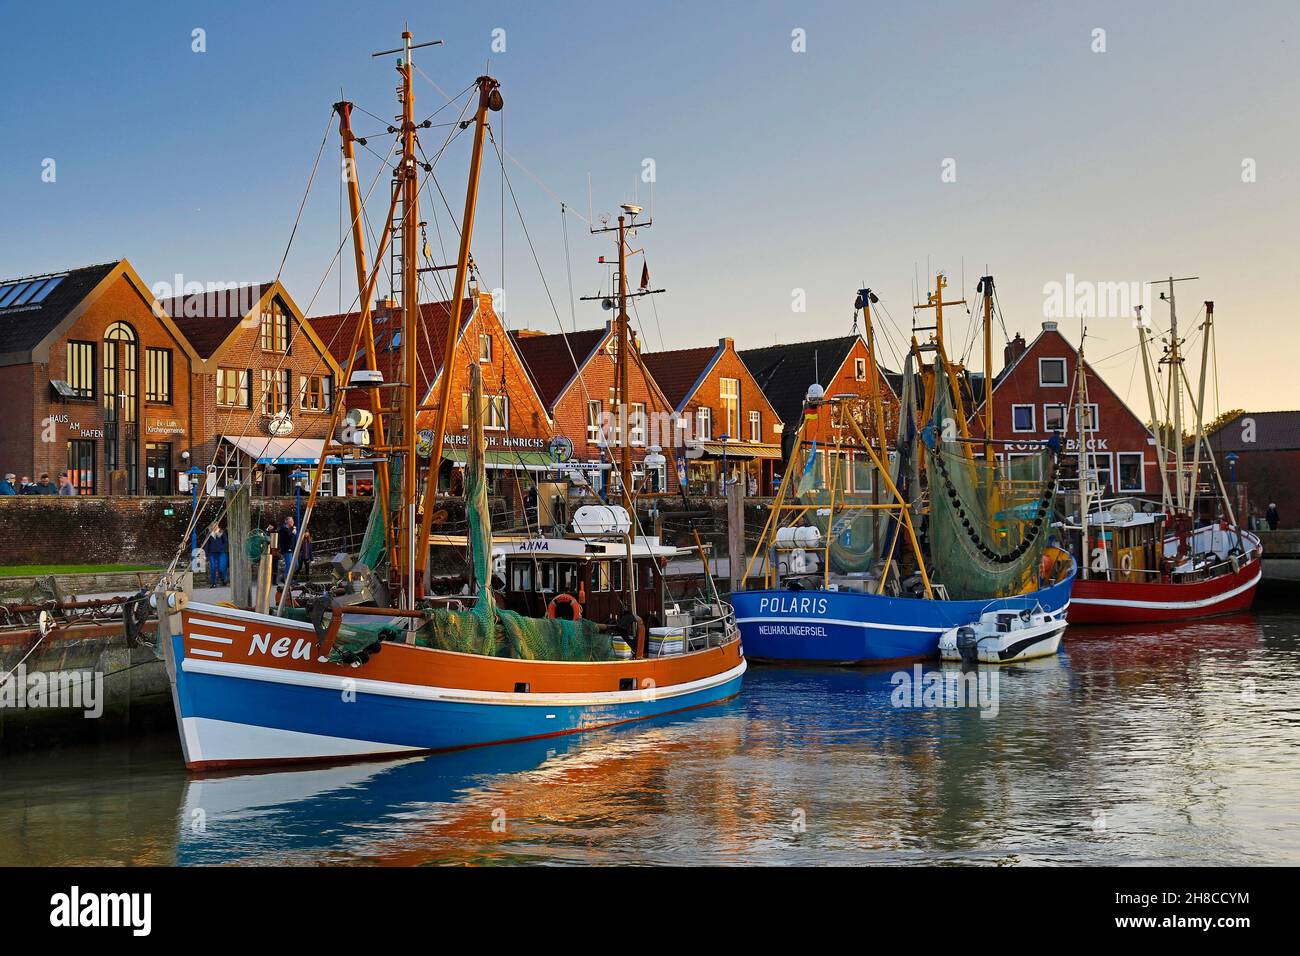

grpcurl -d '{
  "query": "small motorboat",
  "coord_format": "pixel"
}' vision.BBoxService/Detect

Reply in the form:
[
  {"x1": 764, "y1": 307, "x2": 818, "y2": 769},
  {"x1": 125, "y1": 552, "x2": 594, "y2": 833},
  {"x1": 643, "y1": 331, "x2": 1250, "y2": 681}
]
[{"x1": 938, "y1": 605, "x2": 1067, "y2": 665}]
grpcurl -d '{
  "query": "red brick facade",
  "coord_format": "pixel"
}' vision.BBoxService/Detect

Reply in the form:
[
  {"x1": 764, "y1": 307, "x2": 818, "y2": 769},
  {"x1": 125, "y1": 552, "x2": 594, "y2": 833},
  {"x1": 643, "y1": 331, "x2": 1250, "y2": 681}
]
[
  {"x1": 0, "y1": 260, "x2": 201, "y2": 496},
  {"x1": 969, "y1": 321, "x2": 1159, "y2": 497}
]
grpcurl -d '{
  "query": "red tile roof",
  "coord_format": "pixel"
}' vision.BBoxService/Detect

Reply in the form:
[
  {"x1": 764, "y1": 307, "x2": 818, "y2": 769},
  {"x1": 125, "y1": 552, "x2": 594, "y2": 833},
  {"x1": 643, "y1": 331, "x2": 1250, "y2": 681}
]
[
  {"x1": 309, "y1": 297, "x2": 476, "y2": 406},
  {"x1": 509, "y1": 326, "x2": 608, "y2": 410},
  {"x1": 642, "y1": 344, "x2": 721, "y2": 411},
  {"x1": 161, "y1": 283, "x2": 272, "y2": 359}
]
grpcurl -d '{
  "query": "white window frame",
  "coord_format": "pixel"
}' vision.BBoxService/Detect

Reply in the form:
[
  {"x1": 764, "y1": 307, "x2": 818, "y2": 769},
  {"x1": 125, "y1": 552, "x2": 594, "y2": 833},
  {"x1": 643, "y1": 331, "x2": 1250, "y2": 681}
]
[
  {"x1": 1042, "y1": 403, "x2": 1067, "y2": 432},
  {"x1": 1116, "y1": 452, "x2": 1145, "y2": 492},
  {"x1": 1086, "y1": 451, "x2": 1113, "y2": 492},
  {"x1": 1074, "y1": 403, "x2": 1100, "y2": 432},
  {"x1": 479, "y1": 333, "x2": 493, "y2": 363},
  {"x1": 586, "y1": 400, "x2": 603, "y2": 443},
  {"x1": 630, "y1": 402, "x2": 647, "y2": 447},
  {"x1": 855, "y1": 357, "x2": 867, "y2": 381},
  {"x1": 1011, "y1": 404, "x2": 1036, "y2": 432},
  {"x1": 696, "y1": 405, "x2": 712, "y2": 441},
  {"x1": 719, "y1": 377, "x2": 740, "y2": 438},
  {"x1": 1038, "y1": 357, "x2": 1067, "y2": 387},
  {"x1": 749, "y1": 409, "x2": 761, "y2": 442}
]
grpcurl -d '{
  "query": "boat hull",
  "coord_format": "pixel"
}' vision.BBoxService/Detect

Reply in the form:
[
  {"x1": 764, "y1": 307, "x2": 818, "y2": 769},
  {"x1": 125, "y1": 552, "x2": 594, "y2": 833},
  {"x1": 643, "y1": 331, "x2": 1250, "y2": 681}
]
[
  {"x1": 1069, "y1": 557, "x2": 1260, "y2": 625},
  {"x1": 732, "y1": 567, "x2": 1075, "y2": 666},
  {"x1": 164, "y1": 603, "x2": 745, "y2": 770}
]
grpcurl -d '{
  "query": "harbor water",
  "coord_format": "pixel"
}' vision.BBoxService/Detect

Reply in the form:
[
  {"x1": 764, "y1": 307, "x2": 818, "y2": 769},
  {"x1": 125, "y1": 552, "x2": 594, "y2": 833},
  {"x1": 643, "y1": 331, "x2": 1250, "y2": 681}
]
[{"x1": 2, "y1": 604, "x2": 1297, "y2": 866}]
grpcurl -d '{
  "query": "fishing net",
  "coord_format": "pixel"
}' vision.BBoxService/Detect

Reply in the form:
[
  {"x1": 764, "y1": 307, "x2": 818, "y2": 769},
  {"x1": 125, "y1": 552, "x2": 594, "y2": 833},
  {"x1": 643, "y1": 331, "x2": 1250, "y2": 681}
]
[
  {"x1": 923, "y1": 358, "x2": 1059, "y2": 599},
  {"x1": 792, "y1": 446, "x2": 890, "y2": 574},
  {"x1": 330, "y1": 363, "x2": 610, "y2": 663}
]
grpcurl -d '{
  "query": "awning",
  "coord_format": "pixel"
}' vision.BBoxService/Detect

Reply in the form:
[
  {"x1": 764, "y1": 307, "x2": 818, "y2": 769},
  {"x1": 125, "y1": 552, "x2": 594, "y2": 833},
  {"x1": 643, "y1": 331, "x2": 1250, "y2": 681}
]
[
  {"x1": 442, "y1": 449, "x2": 558, "y2": 471},
  {"x1": 222, "y1": 435, "x2": 342, "y2": 466},
  {"x1": 696, "y1": 441, "x2": 784, "y2": 461}
]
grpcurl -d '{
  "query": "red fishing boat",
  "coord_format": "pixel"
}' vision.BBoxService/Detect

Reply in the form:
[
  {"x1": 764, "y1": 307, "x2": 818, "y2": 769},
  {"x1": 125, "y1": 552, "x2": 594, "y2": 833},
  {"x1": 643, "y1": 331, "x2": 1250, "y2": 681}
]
[{"x1": 1059, "y1": 281, "x2": 1262, "y2": 625}]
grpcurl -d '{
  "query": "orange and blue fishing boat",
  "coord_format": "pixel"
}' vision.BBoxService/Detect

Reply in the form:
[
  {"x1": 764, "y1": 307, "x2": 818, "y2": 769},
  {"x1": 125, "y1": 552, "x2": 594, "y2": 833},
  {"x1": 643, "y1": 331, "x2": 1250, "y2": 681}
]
[{"x1": 159, "y1": 34, "x2": 743, "y2": 770}]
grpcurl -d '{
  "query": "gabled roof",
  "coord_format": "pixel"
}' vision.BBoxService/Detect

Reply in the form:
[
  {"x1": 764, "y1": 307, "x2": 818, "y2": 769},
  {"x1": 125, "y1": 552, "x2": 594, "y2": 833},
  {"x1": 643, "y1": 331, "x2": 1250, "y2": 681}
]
[
  {"x1": 161, "y1": 283, "x2": 274, "y2": 359},
  {"x1": 0, "y1": 262, "x2": 118, "y2": 360},
  {"x1": 641, "y1": 344, "x2": 721, "y2": 412},
  {"x1": 1207, "y1": 410, "x2": 1300, "y2": 452},
  {"x1": 738, "y1": 335, "x2": 860, "y2": 428},
  {"x1": 509, "y1": 327, "x2": 608, "y2": 411},
  {"x1": 310, "y1": 297, "x2": 476, "y2": 404}
]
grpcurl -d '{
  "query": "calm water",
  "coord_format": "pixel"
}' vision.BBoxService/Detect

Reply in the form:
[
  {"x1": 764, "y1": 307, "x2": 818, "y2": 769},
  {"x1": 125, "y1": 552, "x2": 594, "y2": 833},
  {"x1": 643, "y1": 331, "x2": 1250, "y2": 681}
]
[{"x1": 2, "y1": 605, "x2": 1297, "y2": 866}]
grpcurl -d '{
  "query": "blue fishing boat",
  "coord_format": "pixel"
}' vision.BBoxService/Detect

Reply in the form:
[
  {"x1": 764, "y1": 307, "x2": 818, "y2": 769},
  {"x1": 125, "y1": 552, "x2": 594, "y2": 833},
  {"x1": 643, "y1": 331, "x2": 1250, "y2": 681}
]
[{"x1": 735, "y1": 275, "x2": 1076, "y2": 665}]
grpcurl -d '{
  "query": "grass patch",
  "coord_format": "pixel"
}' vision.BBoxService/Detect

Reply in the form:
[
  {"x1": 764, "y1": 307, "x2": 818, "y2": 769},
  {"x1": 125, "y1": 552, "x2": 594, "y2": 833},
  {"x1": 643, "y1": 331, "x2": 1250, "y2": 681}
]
[{"x1": 0, "y1": 564, "x2": 163, "y2": 578}]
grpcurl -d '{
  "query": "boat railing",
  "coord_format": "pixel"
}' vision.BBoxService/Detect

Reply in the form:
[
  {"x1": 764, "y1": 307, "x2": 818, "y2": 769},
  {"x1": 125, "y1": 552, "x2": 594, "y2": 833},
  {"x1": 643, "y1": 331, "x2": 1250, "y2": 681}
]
[{"x1": 671, "y1": 599, "x2": 738, "y2": 654}]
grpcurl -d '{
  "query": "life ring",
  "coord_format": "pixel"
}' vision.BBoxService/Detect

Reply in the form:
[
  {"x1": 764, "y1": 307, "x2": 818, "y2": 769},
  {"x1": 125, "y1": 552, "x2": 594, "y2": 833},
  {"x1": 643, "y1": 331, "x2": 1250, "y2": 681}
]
[
  {"x1": 546, "y1": 592, "x2": 583, "y2": 620},
  {"x1": 1120, "y1": 553, "x2": 1133, "y2": 572}
]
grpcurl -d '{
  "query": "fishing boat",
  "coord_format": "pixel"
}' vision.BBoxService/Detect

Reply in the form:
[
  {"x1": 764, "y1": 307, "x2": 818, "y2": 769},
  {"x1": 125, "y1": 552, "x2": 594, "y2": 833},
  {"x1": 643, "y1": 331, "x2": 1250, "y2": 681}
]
[
  {"x1": 157, "y1": 33, "x2": 743, "y2": 771},
  {"x1": 1058, "y1": 284, "x2": 1262, "y2": 624},
  {"x1": 732, "y1": 275, "x2": 1075, "y2": 665}
]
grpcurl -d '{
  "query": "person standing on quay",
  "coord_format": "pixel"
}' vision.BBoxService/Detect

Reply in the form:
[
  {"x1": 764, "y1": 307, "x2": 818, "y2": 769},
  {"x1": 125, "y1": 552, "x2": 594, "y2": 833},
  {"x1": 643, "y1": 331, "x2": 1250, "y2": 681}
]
[
  {"x1": 0, "y1": 473, "x2": 16, "y2": 495},
  {"x1": 275, "y1": 515, "x2": 297, "y2": 584},
  {"x1": 58, "y1": 472, "x2": 76, "y2": 496},
  {"x1": 204, "y1": 522, "x2": 230, "y2": 587},
  {"x1": 1266, "y1": 502, "x2": 1280, "y2": 531}
]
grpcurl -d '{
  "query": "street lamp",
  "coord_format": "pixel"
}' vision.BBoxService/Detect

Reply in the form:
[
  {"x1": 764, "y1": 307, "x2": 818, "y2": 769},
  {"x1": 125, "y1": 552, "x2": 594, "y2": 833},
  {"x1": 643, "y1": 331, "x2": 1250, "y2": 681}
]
[
  {"x1": 644, "y1": 444, "x2": 666, "y2": 494},
  {"x1": 289, "y1": 468, "x2": 308, "y2": 527},
  {"x1": 1226, "y1": 452, "x2": 1238, "y2": 483},
  {"x1": 186, "y1": 465, "x2": 204, "y2": 555}
]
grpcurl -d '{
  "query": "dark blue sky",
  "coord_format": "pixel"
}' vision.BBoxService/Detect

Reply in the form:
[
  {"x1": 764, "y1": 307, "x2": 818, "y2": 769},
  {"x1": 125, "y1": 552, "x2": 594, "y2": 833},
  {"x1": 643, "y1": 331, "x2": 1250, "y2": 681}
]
[{"x1": 3, "y1": 1, "x2": 1297, "y2": 412}]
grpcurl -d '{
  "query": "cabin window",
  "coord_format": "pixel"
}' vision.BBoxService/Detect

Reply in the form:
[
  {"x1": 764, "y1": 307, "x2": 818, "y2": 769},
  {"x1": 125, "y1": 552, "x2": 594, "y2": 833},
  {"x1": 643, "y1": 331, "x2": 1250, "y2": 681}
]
[
  {"x1": 509, "y1": 561, "x2": 533, "y2": 592},
  {"x1": 749, "y1": 409, "x2": 761, "y2": 442},
  {"x1": 558, "y1": 562, "x2": 578, "y2": 592},
  {"x1": 66, "y1": 341, "x2": 95, "y2": 399},
  {"x1": 1039, "y1": 358, "x2": 1067, "y2": 387},
  {"x1": 1075, "y1": 403, "x2": 1100, "y2": 432},
  {"x1": 537, "y1": 561, "x2": 555, "y2": 593},
  {"x1": 1042, "y1": 403, "x2": 1066, "y2": 431},
  {"x1": 587, "y1": 400, "x2": 603, "y2": 442},
  {"x1": 610, "y1": 560, "x2": 624, "y2": 593},
  {"x1": 1117, "y1": 452, "x2": 1144, "y2": 492},
  {"x1": 1012, "y1": 404, "x2": 1035, "y2": 432}
]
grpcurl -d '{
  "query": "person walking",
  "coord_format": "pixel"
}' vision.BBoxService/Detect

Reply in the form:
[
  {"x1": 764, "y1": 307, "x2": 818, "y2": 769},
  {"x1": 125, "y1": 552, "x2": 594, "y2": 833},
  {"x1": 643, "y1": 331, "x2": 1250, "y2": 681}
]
[
  {"x1": 0, "y1": 474, "x2": 16, "y2": 495},
  {"x1": 1266, "y1": 502, "x2": 1280, "y2": 531},
  {"x1": 204, "y1": 522, "x2": 230, "y2": 587},
  {"x1": 58, "y1": 472, "x2": 76, "y2": 496},
  {"x1": 275, "y1": 515, "x2": 297, "y2": 584}
]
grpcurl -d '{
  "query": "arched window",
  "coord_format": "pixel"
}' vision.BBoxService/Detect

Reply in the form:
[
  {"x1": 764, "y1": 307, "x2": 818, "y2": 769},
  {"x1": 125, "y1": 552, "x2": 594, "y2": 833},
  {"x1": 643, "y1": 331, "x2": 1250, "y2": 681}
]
[{"x1": 103, "y1": 321, "x2": 139, "y2": 491}]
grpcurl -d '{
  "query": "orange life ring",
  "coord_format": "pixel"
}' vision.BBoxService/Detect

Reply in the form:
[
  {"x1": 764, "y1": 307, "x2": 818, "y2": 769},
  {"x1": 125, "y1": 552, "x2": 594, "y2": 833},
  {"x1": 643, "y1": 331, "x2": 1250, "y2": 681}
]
[{"x1": 546, "y1": 592, "x2": 583, "y2": 620}]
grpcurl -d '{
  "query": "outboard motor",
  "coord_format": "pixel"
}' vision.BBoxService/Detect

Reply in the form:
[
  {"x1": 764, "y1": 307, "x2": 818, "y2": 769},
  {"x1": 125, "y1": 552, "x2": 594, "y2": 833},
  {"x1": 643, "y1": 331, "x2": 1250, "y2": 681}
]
[{"x1": 955, "y1": 625, "x2": 980, "y2": 670}]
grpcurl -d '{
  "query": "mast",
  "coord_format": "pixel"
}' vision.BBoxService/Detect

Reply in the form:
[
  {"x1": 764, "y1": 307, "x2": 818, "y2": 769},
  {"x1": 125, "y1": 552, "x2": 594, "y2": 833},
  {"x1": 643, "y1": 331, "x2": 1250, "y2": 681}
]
[
  {"x1": 1137, "y1": 306, "x2": 1173, "y2": 512},
  {"x1": 1152, "y1": 275, "x2": 1198, "y2": 515},
  {"x1": 857, "y1": 287, "x2": 888, "y2": 557},
  {"x1": 414, "y1": 74, "x2": 502, "y2": 592},
  {"x1": 978, "y1": 276, "x2": 995, "y2": 467},
  {"x1": 1074, "y1": 326, "x2": 1094, "y2": 580},
  {"x1": 1188, "y1": 300, "x2": 1212, "y2": 516}
]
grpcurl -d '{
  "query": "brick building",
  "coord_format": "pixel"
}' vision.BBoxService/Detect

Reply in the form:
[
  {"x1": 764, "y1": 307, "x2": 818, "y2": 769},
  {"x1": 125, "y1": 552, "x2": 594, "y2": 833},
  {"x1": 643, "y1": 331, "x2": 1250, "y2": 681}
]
[
  {"x1": 740, "y1": 335, "x2": 900, "y2": 495},
  {"x1": 1207, "y1": 410, "x2": 1300, "y2": 527},
  {"x1": 0, "y1": 259, "x2": 201, "y2": 495},
  {"x1": 643, "y1": 337, "x2": 784, "y2": 495},
  {"x1": 511, "y1": 322, "x2": 679, "y2": 496},
  {"x1": 162, "y1": 281, "x2": 345, "y2": 497},
  {"x1": 311, "y1": 291, "x2": 557, "y2": 501},
  {"x1": 968, "y1": 320, "x2": 1159, "y2": 497}
]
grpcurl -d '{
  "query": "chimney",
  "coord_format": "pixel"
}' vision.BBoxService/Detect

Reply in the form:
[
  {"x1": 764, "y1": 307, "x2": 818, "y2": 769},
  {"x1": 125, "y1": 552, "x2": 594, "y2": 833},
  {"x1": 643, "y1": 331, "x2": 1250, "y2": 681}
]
[
  {"x1": 1004, "y1": 332, "x2": 1027, "y2": 366},
  {"x1": 513, "y1": 328, "x2": 547, "y2": 339}
]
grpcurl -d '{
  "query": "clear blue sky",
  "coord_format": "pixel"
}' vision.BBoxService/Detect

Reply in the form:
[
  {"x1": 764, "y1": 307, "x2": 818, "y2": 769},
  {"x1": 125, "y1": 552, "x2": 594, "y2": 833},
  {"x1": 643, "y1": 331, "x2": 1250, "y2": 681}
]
[{"x1": 3, "y1": 1, "x2": 1298, "y2": 415}]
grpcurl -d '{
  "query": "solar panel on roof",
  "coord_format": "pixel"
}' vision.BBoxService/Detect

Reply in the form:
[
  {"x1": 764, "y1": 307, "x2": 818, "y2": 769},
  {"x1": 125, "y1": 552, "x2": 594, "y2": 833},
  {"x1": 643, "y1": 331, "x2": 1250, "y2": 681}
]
[
  {"x1": 0, "y1": 281, "x2": 32, "y2": 308},
  {"x1": 28, "y1": 275, "x2": 65, "y2": 304}
]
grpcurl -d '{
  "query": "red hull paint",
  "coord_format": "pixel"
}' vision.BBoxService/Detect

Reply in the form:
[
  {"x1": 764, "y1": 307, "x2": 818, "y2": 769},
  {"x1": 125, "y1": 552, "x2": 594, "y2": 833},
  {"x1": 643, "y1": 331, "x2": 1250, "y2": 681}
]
[{"x1": 1068, "y1": 557, "x2": 1261, "y2": 625}]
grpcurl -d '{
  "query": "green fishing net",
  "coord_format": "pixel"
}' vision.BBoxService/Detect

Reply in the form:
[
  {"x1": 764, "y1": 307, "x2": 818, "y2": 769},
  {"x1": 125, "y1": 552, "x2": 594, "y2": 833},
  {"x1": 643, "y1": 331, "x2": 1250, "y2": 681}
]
[{"x1": 924, "y1": 358, "x2": 1058, "y2": 599}]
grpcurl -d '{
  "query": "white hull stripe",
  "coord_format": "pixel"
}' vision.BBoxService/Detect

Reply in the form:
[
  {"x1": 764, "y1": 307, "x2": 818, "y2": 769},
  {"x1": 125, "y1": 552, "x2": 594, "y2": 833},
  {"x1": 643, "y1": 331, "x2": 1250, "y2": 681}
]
[
  {"x1": 181, "y1": 657, "x2": 747, "y2": 707},
  {"x1": 1073, "y1": 570, "x2": 1260, "y2": 611},
  {"x1": 189, "y1": 648, "x2": 225, "y2": 658},
  {"x1": 737, "y1": 616, "x2": 948, "y2": 634},
  {"x1": 181, "y1": 716, "x2": 421, "y2": 765},
  {"x1": 189, "y1": 633, "x2": 234, "y2": 644},
  {"x1": 187, "y1": 615, "x2": 248, "y2": 632}
]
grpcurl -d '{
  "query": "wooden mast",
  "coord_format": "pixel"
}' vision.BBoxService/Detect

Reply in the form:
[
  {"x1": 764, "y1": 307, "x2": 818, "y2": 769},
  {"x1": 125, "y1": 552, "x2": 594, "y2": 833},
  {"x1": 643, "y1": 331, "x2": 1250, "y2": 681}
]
[{"x1": 413, "y1": 74, "x2": 501, "y2": 592}]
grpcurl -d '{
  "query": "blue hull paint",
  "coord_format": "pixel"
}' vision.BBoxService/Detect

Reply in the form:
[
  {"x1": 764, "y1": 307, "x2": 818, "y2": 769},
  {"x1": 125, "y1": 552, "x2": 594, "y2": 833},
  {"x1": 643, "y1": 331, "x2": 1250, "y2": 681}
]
[
  {"x1": 171, "y1": 636, "x2": 745, "y2": 759},
  {"x1": 732, "y1": 566, "x2": 1075, "y2": 665}
]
